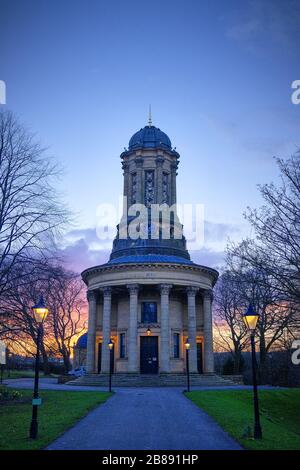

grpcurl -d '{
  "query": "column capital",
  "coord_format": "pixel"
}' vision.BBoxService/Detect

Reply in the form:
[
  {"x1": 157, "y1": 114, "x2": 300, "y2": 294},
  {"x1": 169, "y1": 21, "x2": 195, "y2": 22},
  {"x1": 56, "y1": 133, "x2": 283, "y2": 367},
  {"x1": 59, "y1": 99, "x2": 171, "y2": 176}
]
[
  {"x1": 186, "y1": 286, "x2": 199, "y2": 297},
  {"x1": 159, "y1": 283, "x2": 172, "y2": 294},
  {"x1": 127, "y1": 283, "x2": 139, "y2": 294},
  {"x1": 122, "y1": 161, "x2": 129, "y2": 173},
  {"x1": 156, "y1": 156, "x2": 165, "y2": 166},
  {"x1": 87, "y1": 290, "x2": 97, "y2": 302},
  {"x1": 134, "y1": 157, "x2": 143, "y2": 168},
  {"x1": 203, "y1": 289, "x2": 213, "y2": 301},
  {"x1": 101, "y1": 286, "x2": 112, "y2": 297}
]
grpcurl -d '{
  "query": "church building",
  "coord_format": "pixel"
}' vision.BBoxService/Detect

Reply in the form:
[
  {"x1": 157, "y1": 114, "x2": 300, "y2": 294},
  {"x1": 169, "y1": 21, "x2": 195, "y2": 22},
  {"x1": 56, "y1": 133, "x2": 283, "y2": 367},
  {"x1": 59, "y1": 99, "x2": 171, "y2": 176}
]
[{"x1": 81, "y1": 118, "x2": 218, "y2": 381}]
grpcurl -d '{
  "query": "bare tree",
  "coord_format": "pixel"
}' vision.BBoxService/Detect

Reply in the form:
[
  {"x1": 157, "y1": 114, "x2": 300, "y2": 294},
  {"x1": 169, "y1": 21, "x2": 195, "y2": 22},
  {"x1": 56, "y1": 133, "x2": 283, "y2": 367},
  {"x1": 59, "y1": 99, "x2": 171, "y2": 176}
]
[
  {"x1": 214, "y1": 270, "x2": 249, "y2": 374},
  {"x1": 1, "y1": 259, "x2": 87, "y2": 374},
  {"x1": 243, "y1": 151, "x2": 300, "y2": 303},
  {"x1": 227, "y1": 242, "x2": 297, "y2": 381},
  {"x1": 0, "y1": 258, "x2": 54, "y2": 373},
  {"x1": 47, "y1": 267, "x2": 86, "y2": 373},
  {"x1": 0, "y1": 110, "x2": 68, "y2": 298}
]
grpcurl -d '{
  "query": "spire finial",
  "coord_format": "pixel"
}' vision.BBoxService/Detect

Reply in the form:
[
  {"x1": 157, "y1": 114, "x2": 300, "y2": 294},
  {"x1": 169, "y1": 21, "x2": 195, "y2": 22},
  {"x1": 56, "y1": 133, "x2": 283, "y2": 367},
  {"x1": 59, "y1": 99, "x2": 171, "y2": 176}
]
[{"x1": 148, "y1": 104, "x2": 152, "y2": 127}]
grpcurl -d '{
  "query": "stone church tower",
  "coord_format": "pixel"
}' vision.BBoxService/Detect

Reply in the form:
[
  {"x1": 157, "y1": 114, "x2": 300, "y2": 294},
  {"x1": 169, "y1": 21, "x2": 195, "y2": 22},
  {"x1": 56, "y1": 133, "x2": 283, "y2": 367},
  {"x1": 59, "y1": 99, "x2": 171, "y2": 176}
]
[{"x1": 81, "y1": 119, "x2": 218, "y2": 382}]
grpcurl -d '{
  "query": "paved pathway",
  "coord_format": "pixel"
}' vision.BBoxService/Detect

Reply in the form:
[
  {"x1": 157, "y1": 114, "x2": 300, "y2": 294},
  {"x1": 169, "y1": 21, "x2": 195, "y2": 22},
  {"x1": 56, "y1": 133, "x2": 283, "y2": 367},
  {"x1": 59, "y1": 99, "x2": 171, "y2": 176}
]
[
  {"x1": 46, "y1": 387, "x2": 242, "y2": 450},
  {"x1": 4, "y1": 377, "x2": 283, "y2": 392}
]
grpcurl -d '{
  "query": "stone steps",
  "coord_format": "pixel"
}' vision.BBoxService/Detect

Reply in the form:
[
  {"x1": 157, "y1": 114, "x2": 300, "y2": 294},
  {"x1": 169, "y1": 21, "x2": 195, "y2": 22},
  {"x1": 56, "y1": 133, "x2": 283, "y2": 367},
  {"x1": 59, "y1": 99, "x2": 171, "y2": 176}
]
[{"x1": 67, "y1": 373, "x2": 236, "y2": 387}]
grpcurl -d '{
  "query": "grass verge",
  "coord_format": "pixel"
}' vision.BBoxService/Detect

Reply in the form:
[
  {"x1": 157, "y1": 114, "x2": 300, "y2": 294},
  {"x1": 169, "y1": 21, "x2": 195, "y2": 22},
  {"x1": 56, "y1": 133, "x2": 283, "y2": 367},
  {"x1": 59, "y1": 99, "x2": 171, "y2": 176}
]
[
  {"x1": 0, "y1": 388, "x2": 112, "y2": 450},
  {"x1": 186, "y1": 389, "x2": 300, "y2": 450}
]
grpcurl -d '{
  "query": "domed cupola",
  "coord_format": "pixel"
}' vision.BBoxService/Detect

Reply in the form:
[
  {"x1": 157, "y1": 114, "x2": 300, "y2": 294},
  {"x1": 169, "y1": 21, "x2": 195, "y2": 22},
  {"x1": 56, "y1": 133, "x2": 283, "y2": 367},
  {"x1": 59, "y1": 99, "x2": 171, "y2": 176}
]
[{"x1": 128, "y1": 125, "x2": 172, "y2": 150}]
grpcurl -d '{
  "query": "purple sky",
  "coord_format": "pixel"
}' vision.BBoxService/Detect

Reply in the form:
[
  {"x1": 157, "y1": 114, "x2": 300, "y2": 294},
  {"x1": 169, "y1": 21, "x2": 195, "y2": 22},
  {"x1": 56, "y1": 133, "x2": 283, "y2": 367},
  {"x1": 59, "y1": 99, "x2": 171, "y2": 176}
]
[{"x1": 1, "y1": 0, "x2": 300, "y2": 273}]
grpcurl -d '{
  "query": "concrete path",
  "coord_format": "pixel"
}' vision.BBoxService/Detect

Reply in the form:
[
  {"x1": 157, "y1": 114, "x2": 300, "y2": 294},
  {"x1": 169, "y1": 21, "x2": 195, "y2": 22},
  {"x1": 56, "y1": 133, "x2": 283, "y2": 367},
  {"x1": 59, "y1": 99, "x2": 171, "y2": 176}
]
[
  {"x1": 3, "y1": 377, "x2": 283, "y2": 392},
  {"x1": 46, "y1": 387, "x2": 242, "y2": 450}
]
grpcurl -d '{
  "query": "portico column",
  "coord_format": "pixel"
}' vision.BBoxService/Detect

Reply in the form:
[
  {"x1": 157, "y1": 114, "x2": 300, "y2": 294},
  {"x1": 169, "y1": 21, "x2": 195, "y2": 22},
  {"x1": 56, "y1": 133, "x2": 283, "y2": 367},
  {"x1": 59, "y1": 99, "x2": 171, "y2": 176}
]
[
  {"x1": 86, "y1": 290, "x2": 97, "y2": 373},
  {"x1": 159, "y1": 284, "x2": 172, "y2": 372},
  {"x1": 186, "y1": 286, "x2": 199, "y2": 373},
  {"x1": 101, "y1": 287, "x2": 112, "y2": 373},
  {"x1": 127, "y1": 284, "x2": 139, "y2": 372},
  {"x1": 203, "y1": 290, "x2": 214, "y2": 373}
]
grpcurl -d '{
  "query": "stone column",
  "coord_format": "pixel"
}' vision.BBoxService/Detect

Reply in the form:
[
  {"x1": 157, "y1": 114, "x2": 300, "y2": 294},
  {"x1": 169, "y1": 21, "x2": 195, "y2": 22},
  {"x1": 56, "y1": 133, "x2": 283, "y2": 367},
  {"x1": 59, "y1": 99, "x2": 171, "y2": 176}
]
[
  {"x1": 159, "y1": 284, "x2": 172, "y2": 372},
  {"x1": 186, "y1": 286, "x2": 199, "y2": 373},
  {"x1": 170, "y1": 162, "x2": 178, "y2": 205},
  {"x1": 156, "y1": 156, "x2": 164, "y2": 204},
  {"x1": 101, "y1": 287, "x2": 112, "y2": 373},
  {"x1": 135, "y1": 157, "x2": 143, "y2": 204},
  {"x1": 86, "y1": 290, "x2": 97, "y2": 373},
  {"x1": 122, "y1": 161, "x2": 129, "y2": 210},
  {"x1": 203, "y1": 289, "x2": 214, "y2": 373},
  {"x1": 122, "y1": 161, "x2": 129, "y2": 197},
  {"x1": 127, "y1": 284, "x2": 139, "y2": 372}
]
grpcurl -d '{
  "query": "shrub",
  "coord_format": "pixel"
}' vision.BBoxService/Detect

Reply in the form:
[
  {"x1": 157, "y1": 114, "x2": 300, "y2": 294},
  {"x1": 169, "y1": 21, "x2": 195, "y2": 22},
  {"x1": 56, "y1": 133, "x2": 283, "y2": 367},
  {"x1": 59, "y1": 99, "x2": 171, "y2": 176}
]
[{"x1": 0, "y1": 386, "x2": 23, "y2": 402}]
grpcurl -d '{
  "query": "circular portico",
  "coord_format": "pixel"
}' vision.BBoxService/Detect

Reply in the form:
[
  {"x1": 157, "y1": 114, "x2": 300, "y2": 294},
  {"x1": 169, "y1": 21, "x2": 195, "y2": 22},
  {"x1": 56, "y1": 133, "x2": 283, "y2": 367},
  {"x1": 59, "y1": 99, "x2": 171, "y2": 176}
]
[{"x1": 82, "y1": 258, "x2": 217, "y2": 376}]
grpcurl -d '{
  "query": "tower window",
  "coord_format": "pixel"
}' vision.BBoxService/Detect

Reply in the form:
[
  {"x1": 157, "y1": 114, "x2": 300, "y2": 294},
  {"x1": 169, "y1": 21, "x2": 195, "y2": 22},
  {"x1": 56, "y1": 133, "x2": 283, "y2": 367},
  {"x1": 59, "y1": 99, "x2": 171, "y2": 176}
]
[
  {"x1": 141, "y1": 302, "x2": 157, "y2": 323},
  {"x1": 174, "y1": 333, "x2": 180, "y2": 358},
  {"x1": 144, "y1": 170, "x2": 155, "y2": 207},
  {"x1": 119, "y1": 333, "x2": 126, "y2": 358}
]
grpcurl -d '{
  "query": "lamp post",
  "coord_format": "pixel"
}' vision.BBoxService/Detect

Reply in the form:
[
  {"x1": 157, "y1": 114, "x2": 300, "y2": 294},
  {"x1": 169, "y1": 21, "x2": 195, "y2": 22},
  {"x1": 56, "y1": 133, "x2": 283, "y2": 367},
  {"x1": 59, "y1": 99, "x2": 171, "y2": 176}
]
[
  {"x1": 243, "y1": 304, "x2": 262, "y2": 440},
  {"x1": 108, "y1": 338, "x2": 114, "y2": 393},
  {"x1": 185, "y1": 338, "x2": 191, "y2": 392},
  {"x1": 30, "y1": 295, "x2": 49, "y2": 439}
]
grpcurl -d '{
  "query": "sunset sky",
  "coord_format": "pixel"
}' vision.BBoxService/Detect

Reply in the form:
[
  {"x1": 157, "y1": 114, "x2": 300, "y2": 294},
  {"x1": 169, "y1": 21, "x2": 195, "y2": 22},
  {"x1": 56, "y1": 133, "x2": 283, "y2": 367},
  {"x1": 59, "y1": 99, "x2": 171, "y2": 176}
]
[{"x1": 1, "y1": 0, "x2": 299, "y2": 273}]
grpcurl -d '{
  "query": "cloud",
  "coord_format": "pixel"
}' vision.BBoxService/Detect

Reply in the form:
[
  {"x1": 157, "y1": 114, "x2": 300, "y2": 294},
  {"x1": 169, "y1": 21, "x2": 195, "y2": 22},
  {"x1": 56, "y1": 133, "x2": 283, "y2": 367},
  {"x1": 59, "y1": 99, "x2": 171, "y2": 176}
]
[
  {"x1": 58, "y1": 220, "x2": 240, "y2": 274},
  {"x1": 224, "y1": 0, "x2": 300, "y2": 53},
  {"x1": 204, "y1": 221, "x2": 240, "y2": 243},
  {"x1": 58, "y1": 228, "x2": 111, "y2": 273},
  {"x1": 190, "y1": 248, "x2": 225, "y2": 271}
]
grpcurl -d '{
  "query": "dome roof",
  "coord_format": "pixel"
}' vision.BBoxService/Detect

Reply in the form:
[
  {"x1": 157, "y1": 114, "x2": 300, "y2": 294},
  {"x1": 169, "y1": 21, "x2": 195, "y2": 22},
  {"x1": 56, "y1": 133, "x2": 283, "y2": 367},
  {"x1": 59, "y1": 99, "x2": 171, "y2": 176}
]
[
  {"x1": 75, "y1": 332, "x2": 87, "y2": 349},
  {"x1": 128, "y1": 125, "x2": 172, "y2": 150},
  {"x1": 108, "y1": 254, "x2": 194, "y2": 265}
]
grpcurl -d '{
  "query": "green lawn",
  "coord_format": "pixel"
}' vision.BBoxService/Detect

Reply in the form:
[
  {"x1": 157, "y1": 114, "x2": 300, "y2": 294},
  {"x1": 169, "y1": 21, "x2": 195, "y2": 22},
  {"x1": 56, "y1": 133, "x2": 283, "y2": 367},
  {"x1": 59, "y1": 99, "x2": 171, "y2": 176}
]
[
  {"x1": 0, "y1": 389, "x2": 112, "y2": 450},
  {"x1": 186, "y1": 389, "x2": 300, "y2": 450}
]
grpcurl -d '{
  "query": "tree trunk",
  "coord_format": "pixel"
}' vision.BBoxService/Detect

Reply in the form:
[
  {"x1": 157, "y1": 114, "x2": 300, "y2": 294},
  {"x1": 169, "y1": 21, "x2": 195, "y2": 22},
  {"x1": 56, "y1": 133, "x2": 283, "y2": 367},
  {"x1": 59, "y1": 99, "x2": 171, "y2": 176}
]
[
  {"x1": 233, "y1": 349, "x2": 241, "y2": 374},
  {"x1": 40, "y1": 344, "x2": 50, "y2": 375},
  {"x1": 62, "y1": 347, "x2": 72, "y2": 373}
]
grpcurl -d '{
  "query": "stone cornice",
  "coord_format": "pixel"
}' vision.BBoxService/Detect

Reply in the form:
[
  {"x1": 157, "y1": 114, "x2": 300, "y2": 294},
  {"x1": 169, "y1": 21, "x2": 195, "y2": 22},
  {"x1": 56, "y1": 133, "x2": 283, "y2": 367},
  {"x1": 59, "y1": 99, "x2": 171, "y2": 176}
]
[
  {"x1": 120, "y1": 147, "x2": 180, "y2": 160},
  {"x1": 82, "y1": 262, "x2": 219, "y2": 285}
]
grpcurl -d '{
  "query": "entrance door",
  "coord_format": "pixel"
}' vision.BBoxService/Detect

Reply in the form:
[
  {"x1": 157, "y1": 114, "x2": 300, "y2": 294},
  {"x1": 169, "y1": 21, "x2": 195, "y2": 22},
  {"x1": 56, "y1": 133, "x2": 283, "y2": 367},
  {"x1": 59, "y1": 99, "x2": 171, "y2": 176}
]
[
  {"x1": 197, "y1": 342, "x2": 203, "y2": 374},
  {"x1": 140, "y1": 336, "x2": 159, "y2": 374}
]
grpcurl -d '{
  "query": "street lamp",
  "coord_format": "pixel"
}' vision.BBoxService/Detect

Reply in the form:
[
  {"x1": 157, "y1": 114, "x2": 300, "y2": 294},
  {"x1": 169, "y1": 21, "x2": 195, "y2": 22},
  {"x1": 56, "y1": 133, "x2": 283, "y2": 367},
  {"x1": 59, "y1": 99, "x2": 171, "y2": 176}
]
[
  {"x1": 185, "y1": 338, "x2": 191, "y2": 392},
  {"x1": 243, "y1": 304, "x2": 262, "y2": 439},
  {"x1": 108, "y1": 338, "x2": 114, "y2": 393},
  {"x1": 30, "y1": 295, "x2": 49, "y2": 439}
]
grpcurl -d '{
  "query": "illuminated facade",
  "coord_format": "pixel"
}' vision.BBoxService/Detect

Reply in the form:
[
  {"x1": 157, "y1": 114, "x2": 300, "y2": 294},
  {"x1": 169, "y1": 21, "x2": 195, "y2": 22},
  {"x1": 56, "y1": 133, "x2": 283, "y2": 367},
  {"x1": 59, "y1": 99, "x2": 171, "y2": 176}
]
[{"x1": 82, "y1": 120, "x2": 218, "y2": 377}]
